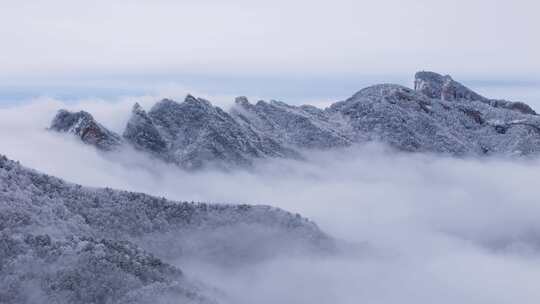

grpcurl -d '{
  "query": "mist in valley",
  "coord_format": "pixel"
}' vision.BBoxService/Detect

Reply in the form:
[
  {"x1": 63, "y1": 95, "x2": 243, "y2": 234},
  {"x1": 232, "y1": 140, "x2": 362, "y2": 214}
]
[{"x1": 2, "y1": 98, "x2": 540, "y2": 303}]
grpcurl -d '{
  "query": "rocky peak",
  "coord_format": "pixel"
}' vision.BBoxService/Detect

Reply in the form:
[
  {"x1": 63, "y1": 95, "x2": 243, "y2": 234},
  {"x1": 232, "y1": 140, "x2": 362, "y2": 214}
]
[
  {"x1": 184, "y1": 94, "x2": 212, "y2": 108},
  {"x1": 129, "y1": 102, "x2": 151, "y2": 121},
  {"x1": 499, "y1": 100, "x2": 537, "y2": 115},
  {"x1": 414, "y1": 71, "x2": 485, "y2": 101},
  {"x1": 351, "y1": 84, "x2": 416, "y2": 100},
  {"x1": 50, "y1": 109, "x2": 93, "y2": 132},
  {"x1": 330, "y1": 84, "x2": 433, "y2": 118},
  {"x1": 131, "y1": 102, "x2": 145, "y2": 115},
  {"x1": 414, "y1": 71, "x2": 450, "y2": 99},
  {"x1": 150, "y1": 98, "x2": 178, "y2": 113},
  {"x1": 231, "y1": 96, "x2": 258, "y2": 119},
  {"x1": 49, "y1": 109, "x2": 122, "y2": 151},
  {"x1": 269, "y1": 100, "x2": 291, "y2": 108},
  {"x1": 123, "y1": 103, "x2": 168, "y2": 154},
  {"x1": 234, "y1": 96, "x2": 251, "y2": 107},
  {"x1": 149, "y1": 96, "x2": 216, "y2": 122},
  {"x1": 414, "y1": 71, "x2": 536, "y2": 115},
  {"x1": 230, "y1": 96, "x2": 351, "y2": 150}
]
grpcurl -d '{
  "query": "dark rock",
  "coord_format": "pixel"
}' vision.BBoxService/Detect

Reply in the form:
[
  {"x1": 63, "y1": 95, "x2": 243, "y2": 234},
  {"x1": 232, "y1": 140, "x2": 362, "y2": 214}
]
[{"x1": 49, "y1": 110, "x2": 123, "y2": 151}]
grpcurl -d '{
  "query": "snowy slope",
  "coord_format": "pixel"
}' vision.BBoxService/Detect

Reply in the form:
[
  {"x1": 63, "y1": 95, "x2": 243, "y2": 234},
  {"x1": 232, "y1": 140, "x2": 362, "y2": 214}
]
[{"x1": 0, "y1": 155, "x2": 331, "y2": 303}]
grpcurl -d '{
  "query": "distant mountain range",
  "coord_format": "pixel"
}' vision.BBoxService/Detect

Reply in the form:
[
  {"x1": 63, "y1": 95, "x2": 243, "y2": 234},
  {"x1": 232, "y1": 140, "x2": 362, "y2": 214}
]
[
  {"x1": 50, "y1": 71, "x2": 540, "y2": 169},
  {"x1": 0, "y1": 154, "x2": 332, "y2": 303}
]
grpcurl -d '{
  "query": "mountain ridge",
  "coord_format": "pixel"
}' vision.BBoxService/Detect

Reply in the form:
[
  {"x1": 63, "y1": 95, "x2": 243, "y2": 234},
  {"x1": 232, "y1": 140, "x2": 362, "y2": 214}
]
[
  {"x1": 49, "y1": 71, "x2": 540, "y2": 169},
  {"x1": 0, "y1": 153, "x2": 332, "y2": 303}
]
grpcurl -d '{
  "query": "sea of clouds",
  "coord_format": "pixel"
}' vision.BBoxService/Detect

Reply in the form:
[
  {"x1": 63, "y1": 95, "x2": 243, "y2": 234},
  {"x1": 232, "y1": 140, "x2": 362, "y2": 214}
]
[{"x1": 2, "y1": 96, "x2": 540, "y2": 303}]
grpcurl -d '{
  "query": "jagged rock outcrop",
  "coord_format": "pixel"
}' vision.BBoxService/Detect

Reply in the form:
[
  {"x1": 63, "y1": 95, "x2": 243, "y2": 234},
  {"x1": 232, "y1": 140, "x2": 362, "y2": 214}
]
[
  {"x1": 123, "y1": 103, "x2": 168, "y2": 154},
  {"x1": 49, "y1": 71, "x2": 540, "y2": 168},
  {"x1": 414, "y1": 71, "x2": 536, "y2": 115},
  {"x1": 327, "y1": 84, "x2": 470, "y2": 153},
  {"x1": 230, "y1": 97, "x2": 351, "y2": 149},
  {"x1": 0, "y1": 154, "x2": 332, "y2": 303},
  {"x1": 49, "y1": 110, "x2": 123, "y2": 151},
  {"x1": 124, "y1": 96, "x2": 299, "y2": 169},
  {"x1": 328, "y1": 81, "x2": 540, "y2": 154}
]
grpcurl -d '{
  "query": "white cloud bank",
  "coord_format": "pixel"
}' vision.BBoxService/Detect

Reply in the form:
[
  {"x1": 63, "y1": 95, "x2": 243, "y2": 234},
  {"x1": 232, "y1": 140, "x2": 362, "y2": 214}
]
[{"x1": 2, "y1": 97, "x2": 540, "y2": 303}]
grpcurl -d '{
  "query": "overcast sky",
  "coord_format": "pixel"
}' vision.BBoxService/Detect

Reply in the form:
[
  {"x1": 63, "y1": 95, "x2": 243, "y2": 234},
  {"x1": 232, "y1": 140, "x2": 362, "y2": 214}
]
[{"x1": 0, "y1": 0, "x2": 539, "y2": 105}]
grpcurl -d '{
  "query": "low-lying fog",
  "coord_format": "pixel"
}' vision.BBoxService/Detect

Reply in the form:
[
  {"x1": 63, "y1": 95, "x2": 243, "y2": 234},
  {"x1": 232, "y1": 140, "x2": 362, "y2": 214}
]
[{"x1": 2, "y1": 98, "x2": 540, "y2": 303}]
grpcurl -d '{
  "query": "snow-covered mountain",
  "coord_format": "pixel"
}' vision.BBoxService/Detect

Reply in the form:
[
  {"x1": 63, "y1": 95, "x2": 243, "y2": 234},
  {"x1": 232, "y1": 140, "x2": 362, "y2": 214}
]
[
  {"x1": 50, "y1": 71, "x2": 540, "y2": 168},
  {"x1": 0, "y1": 154, "x2": 332, "y2": 303},
  {"x1": 123, "y1": 96, "x2": 299, "y2": 169}
]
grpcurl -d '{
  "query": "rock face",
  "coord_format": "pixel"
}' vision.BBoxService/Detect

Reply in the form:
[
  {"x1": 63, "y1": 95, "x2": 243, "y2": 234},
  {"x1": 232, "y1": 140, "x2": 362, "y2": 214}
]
[
  {"x1": 123, "y1": 103, "x2": 168, "y2": 155},
  {"x1": 327, "y1": 84, "x2": 466, "y2": 153},
  {"x1": 414, "y1": 71, "x2": 537, "y2": 115},
  {"x1": 230, "y1": 97, "x2": 351, "y2": 149},
  {"x1": 127, "y1": 96, "x2": 299, "y2": 169},
  {"x1": 50, "y1": 71, "x2": 540, "y2": 168},
  {"x1": 0, "y1": 154, "x2": 331, "y2": 303},
  {"x1": 49, "y1": 110, "x2": 123, "y2": 151},
  {"x1": 328, "y1": 80, "x2": 540, "y2": 154}
]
